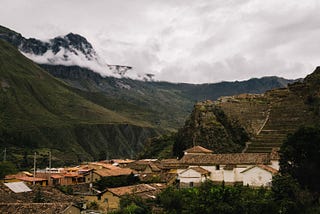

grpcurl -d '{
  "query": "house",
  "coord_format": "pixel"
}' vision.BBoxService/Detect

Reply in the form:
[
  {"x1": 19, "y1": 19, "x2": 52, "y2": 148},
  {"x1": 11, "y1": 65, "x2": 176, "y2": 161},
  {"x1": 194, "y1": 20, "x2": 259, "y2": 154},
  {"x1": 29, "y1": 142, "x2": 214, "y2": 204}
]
[
  {"x1": 160, "y1": 158, "x2": 184, "y2": 172},
  {"x1": 83, "y1": 163, "x2": 133, "y2": 183},
  {"x1": 84, "y1": 183, "x2": 165, "y2": 212},
  {"x1": 6, "y1": 172, "x2": 48, "y2": 186},
  {"x1": 62, "y1": 173, "x2": 84, "y2": 185},
  {"x1": 4, "y1": 171, "x2": 34, "y2": 183},
  {"x1": 178, "y1": 166, "x2": 210, "y2": 188},
  {"x1": 241, "y1": 165, "x2": 278, "y2": 187},
  {"x1": 127, "y1": 159, "x2": 162, "y2": 174},
  {"x1": 177, "y1": 146, "x2": 279, "y2": 187}
]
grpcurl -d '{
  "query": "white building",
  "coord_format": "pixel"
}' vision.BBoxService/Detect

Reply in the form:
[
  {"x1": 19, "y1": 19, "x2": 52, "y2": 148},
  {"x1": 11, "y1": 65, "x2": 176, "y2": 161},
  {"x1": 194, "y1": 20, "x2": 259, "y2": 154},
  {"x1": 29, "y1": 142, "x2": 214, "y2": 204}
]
[
  {"x1": 177, "y1": 146, "x2": 278, "y2": 187},
  {"x1": 241, "y1": 165, "x2": 277, "y2": 187},
  {"x1": 178, "y1": 166, "x2": 210, "y2": 188}
]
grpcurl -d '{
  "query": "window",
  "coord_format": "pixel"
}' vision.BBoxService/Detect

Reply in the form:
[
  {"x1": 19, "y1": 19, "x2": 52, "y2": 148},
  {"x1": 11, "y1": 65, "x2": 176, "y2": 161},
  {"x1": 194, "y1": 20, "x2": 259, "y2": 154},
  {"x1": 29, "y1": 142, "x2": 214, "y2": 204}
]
[
  {"x1": 189, "y1": 182, "x2": 194, "y2": 187},
  {"x1": 216, "y1": 165, "x2": 220, "y2": 170}
]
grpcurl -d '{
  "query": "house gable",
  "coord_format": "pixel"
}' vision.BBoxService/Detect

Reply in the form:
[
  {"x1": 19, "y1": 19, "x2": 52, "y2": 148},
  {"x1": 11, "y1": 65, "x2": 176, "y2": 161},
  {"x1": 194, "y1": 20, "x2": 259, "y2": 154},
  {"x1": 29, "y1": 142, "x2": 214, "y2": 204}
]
[{"x1": 241, "y1": 165, "x2": 277, "y2": 187}]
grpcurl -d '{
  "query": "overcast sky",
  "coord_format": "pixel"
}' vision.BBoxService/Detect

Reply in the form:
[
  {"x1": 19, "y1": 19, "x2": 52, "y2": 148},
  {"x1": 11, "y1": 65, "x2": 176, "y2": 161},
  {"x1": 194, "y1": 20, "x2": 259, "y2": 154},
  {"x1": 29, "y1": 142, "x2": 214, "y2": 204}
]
[{"x1": 1, "y1": 0, "x2": 320, "y2": 83}]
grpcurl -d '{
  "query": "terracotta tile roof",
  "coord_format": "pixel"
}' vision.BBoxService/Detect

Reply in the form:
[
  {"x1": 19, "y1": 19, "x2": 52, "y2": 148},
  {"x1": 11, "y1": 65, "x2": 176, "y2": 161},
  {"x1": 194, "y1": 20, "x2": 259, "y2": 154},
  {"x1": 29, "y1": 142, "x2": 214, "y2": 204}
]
[
  {"x1": 180, "y1": 153, "x2": 270, "y2": 165},
  {"x1": 94, "y1": 167, "x2": 132, "y2": 177},
  {"x1": 51, "y1": 174, "x2": 63, "y2": 179},
  {"x1": 160, "y1": 159, "x2": 180, "y2": 164},
  {"x1": 128, "y1": 160, "x2": 162, "y2": 172},
  {"x1": 241, "y1": 165, "x2": 278, "y2": 175},
  {"x1": 188, "y1": 167, "x2": 210, "y2": 175},
  {"x1": 88, "y1": 162, "x2": 126, "y2": 171},
  {"x1": 160, "y1": 159, "x2": 187, "y2": 170},
  {"x1": 257, "y1": 165, "x2": 278, "y2": 174},
  {"x1": 16, "y1": 176, "x2": 47, "y2": 182},
  {"x1": 184, "y1": 146, "x2": 213, "y2": 154},
  {"x1": 111, "y1": 159, "x2": 135, "y2": 164},
  {"x1": 107, "y1": 183, "x2": 165, "y2": 198},
  {"x1": 5, "y1": 172, "x2": 33, "y2": 180}
]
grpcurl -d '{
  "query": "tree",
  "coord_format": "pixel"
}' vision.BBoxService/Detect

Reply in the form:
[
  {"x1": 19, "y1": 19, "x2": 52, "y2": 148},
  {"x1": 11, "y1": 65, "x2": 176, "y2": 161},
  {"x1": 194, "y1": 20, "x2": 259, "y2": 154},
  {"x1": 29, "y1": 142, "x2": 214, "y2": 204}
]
[
  {"x1": 117, "y1": 195, "x2": 151, "y2": 214},
  {"x1": 94, "y1": 174, "x2": 140, "y2": 190},
  {"x1": 33, "y1": 187, "x2": 45, "y2": 203},
  {"x1": 279, "y1": 126, "x2": 320, "y2": 194},
  {"x1": 272, "y1": 174, "x2": 306, "y2": 214},
  {"x1": 0, "y1": 161, "x2": 17, "y2": 179}
]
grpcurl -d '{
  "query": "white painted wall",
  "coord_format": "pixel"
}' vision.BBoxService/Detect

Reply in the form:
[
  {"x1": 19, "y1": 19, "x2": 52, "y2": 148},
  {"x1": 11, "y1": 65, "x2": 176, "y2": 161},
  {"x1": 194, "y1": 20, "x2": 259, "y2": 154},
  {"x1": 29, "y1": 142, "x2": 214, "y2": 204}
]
[
  {"x1": 177, "y1": 164, "x2": 275, "y2": 186},
  {"x1": 223, "y1": 169, "x2": 235, "y2": 183},
  {"x1": 178, "y1": 169, "x2": 206, "y2": 184},
  {"x1": 234, "y1": 167, "x2": 247, "y2": 182},
  {"x1": 200, "y1": 166, "x2": 223, "y2": 181},
  {"x1": 178, "y1": 169, "x2": 202, "y2": 183},
  {"x1": 242, "y1": 166, "x2": 273, "y2": 187}
]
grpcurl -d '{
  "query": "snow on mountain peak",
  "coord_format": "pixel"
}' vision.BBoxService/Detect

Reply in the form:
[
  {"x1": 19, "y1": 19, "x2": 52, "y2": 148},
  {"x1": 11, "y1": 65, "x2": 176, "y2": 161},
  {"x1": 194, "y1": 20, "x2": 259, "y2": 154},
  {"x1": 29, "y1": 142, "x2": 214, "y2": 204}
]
[{"x1": 0, "y1": 28, "x2": 154, "y2": 81}]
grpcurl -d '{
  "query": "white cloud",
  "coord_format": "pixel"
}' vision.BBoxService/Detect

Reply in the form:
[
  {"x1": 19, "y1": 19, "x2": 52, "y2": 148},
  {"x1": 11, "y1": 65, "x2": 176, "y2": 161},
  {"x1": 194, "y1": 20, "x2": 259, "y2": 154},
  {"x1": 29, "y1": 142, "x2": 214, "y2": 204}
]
[{"x1": 0, "y1": 0, "x2": 319, "y2": 83}]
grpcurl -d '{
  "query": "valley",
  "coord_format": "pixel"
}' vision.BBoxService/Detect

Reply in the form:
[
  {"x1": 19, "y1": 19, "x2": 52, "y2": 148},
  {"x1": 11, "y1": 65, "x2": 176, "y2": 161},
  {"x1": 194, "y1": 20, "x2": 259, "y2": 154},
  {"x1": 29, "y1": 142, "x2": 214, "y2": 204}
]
[{"x1": 0, "y1": 24, "x2": 303, "y2": 167}]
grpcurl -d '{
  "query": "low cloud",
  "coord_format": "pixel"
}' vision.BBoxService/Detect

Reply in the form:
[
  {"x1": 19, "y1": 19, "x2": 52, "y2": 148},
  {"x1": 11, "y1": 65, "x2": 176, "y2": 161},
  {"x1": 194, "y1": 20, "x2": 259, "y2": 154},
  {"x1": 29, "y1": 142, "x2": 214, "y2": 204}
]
[{"x1": 0, "y1": 0, "x2": 319, "y2": 83}]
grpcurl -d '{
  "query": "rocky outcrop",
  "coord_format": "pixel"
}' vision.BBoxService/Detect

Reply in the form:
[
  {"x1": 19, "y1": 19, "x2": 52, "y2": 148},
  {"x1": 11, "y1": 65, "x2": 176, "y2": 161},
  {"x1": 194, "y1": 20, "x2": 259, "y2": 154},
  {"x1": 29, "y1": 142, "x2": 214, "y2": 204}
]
[{"x1": 173, "y1": 100, "x2": 249, "y2": 157}]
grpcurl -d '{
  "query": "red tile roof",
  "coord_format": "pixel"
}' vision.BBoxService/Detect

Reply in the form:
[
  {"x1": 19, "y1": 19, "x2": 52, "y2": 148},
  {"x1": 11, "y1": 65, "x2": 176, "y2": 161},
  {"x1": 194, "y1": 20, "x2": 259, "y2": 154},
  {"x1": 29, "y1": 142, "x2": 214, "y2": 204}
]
[
  {"x1": 107, "y1": 183, "x2": 165, "y2": 198},
  {"x1": 94, "y1": 167, "x2": 132, "y2": 177},
  {"x1": 184, "y1": 166, "x2": 210, "y2": 175},
  {"x1": 241, "y1": 165, "x2": 278, "y2": 174},
  {"x1": 16, "y1": 176, "x2": 47, "y2": 182},
  {"x1": 51, "y1": 174, "x2": 63, "y2": 179},
  {"x1": 180, "y1": 153, "x2": 270, "y2": 165},
  {"x1": 184, "y1": 146, "x2": 213, "y2": 154}
]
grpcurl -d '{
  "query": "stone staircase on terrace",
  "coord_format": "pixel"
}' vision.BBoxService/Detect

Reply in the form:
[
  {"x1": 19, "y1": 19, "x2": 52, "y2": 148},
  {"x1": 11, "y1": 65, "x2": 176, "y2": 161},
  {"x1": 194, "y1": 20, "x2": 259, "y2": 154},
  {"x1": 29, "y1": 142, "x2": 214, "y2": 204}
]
[{"x1": 245, "y1": 89, "x2": 314, "y2": 153}]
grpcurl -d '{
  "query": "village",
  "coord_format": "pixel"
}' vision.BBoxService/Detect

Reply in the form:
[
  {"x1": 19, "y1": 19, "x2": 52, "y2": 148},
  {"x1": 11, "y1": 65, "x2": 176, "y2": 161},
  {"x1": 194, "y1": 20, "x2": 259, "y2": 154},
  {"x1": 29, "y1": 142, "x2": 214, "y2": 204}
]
[{"x1": 0, "y1": 145, "x2": 279, "y2": 213}]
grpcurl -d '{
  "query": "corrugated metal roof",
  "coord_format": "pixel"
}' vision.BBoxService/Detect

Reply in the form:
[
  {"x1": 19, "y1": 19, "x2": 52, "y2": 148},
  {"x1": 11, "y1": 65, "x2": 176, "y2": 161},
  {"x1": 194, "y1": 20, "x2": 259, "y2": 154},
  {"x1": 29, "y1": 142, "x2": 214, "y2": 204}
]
[{"x1": 4, "y1": 182, "x2": 32, "y2": 193}]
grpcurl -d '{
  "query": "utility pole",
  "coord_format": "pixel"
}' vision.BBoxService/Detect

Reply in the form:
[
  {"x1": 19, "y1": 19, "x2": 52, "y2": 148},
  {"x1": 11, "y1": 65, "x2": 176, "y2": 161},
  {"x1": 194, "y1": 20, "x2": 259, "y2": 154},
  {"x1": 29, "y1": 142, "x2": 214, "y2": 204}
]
[
  {"x1": 48, "y1": 151, "x2": 51, "y2": 186},
  {"x1": 3, "y1": 148, "x2": 6, "y2": 162},
  {"x1": 33, "y1": 152, "x2": 36, "y2": 186},
  {"x1": 192, "y1": 135, "x2": 196, "y2": 147}
]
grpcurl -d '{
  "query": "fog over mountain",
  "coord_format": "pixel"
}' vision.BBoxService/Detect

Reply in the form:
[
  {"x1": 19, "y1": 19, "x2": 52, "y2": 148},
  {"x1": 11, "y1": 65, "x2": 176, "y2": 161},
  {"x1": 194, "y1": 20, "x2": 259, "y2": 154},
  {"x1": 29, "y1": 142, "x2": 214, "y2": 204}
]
[{"x1": 1, "y1": 0, "x2": 319, "y2": 83}]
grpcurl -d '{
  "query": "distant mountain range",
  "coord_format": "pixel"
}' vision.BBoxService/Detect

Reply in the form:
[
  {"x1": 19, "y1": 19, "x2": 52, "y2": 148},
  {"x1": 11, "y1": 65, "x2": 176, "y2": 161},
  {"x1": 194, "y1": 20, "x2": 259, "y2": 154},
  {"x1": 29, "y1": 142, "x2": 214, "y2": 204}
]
[
  {"x1": 142, "y1": 67, "x2": 320, "y2": 159},
  {"x1": 0, "y1": 25, "x2": 300, "y2": 167}
]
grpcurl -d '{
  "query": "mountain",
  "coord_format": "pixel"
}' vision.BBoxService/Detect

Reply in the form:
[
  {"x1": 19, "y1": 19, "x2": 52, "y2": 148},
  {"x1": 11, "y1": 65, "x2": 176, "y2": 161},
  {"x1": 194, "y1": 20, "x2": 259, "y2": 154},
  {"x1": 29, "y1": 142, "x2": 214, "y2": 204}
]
[
  {"x1": 39, "y1": 64, "x2": 297, "y2": 131},
  {"x1": 0, "y1": 25, "x2": 141, "y2": 80},
  {"x1": 0, "y1": 25, "x2": 301, "y2": 164},
  {"x1": 0, "y1": 39, "x2": 158, "y2": 167},
  {"x1": 167, "y1": 67, "x2": 320, "y2": 157}
]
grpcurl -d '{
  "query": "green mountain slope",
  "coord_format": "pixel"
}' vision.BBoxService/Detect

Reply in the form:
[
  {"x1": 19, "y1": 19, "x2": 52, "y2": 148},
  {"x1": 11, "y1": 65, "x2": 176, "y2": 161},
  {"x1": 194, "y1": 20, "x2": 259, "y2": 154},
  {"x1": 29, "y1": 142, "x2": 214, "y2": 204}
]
[
  {"x1": 0, "y1": 24, "x2": 297, "y2": 131},
  {"x1": 0, "y1": 39, "x2": 157, "y2": 166},
  {"x1": 40, "y1": 64, "x2": 296, "y2": 131}
]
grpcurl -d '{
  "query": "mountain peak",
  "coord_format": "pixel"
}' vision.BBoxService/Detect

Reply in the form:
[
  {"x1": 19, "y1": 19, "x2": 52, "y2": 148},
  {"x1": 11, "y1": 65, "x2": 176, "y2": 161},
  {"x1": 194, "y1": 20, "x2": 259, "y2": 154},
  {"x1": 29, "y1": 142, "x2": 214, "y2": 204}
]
[{"x1": 0, "y1": 25, "x2": 156, "y2": 81}]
